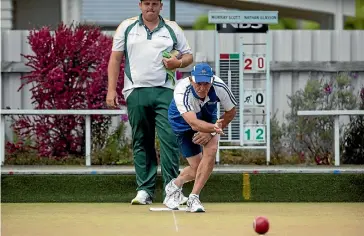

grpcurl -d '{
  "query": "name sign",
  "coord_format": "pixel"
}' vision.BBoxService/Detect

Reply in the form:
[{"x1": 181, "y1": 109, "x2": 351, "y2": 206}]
[{"x1": 208, "y1": 11, "x2": 278, "y2": 24}]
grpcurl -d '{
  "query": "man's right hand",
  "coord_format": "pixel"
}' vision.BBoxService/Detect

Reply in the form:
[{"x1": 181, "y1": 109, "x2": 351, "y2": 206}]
[
  {"x1": 106, "y1": 90, "x2": 118, "y2": 108},
  {"x1": 214, "y1": 119, "x2": 224, "y2": 135}
]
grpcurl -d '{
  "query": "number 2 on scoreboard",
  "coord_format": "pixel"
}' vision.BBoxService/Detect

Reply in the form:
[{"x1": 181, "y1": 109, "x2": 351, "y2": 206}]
[{"x1": 244, "y1": 57, "x2": 253, "y2": 70}]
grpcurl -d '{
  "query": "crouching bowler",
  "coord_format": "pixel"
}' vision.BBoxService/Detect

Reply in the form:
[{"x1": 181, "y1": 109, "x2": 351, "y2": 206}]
[{"x1": 164, "y1": 62, "x2": 237, "y2": 212}]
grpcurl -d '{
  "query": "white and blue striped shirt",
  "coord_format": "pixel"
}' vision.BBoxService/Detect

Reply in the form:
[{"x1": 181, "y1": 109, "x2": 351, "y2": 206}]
[{"x1": 168, "y1": 76, "x2": 238, "y2": 133}]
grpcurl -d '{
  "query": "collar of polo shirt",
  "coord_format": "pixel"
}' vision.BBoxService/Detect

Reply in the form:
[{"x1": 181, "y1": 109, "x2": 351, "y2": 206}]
[{"x1": 138, "y1": 14, "x2": 165, "y2": 32}]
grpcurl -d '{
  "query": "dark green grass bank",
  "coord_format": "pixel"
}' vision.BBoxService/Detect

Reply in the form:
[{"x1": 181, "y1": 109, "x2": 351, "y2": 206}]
[{"x1": 2, "y1": 173, "x2": 364, "y2": 203}]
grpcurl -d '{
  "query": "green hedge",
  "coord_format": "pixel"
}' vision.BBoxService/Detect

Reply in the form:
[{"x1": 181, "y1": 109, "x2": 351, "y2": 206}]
[{"x1": 2, "y1": 173, "x2": 364, "y2": 203}]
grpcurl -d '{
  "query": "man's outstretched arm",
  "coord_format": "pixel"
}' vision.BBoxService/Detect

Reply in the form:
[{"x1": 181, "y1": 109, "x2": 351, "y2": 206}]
[
  {"x1": 219, "y1": 107, "x2": 237, "y2": 129},
  {"x1": 182, "y1": 111, "x2": 223, "y2": 134}
]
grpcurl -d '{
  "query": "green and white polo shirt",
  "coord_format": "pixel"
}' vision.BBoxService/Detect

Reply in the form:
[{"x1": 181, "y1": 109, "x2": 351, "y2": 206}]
[{"x1": 112, "y1": 14, "x2": 192, "y2": 100}]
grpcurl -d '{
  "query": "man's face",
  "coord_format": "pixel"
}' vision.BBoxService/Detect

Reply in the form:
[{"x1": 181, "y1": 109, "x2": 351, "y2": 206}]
[
  {"x1": 139, "y1": 0, "x2": 162, "y2": 22},
  {"x1": 190, "y1": 78, "x2": 212, "y2": 98}
]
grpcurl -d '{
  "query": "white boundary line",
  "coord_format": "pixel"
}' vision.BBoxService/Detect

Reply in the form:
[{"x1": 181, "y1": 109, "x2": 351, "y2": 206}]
[
  {"x1": 172, "y1": 211, "x2": 179, "y2": 232},
  {"x1": 149, "y1": 207, "x2": 187, "y2": 212}
]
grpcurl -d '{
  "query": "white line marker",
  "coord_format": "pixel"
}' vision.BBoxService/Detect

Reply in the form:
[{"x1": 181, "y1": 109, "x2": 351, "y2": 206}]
[
  {"x1": 149, "y1": 207, "x2": 187, "y2": 212},
  {"x1": 172, "y1": 210, "x2": 179, "y2": 232}
]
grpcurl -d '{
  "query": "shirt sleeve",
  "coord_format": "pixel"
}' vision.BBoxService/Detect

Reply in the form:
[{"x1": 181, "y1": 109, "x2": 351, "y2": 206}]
[
  {"x1": 175, "y1": 87, "x2": 194, "y2": 115},
  {"x1": 112, "y1": 20, "x2": 129, "y2": 52},
  {"x1": 174, "y1": 24, "x2": 192, "y2": 55},
  {"x1": 215, "y1": 79, "x2": 238, "y2": 112}
]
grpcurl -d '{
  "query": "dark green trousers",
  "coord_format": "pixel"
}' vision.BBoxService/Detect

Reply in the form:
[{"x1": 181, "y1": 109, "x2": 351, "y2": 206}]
[{"x1": 126, "y1": 87, "x2": 180, "y2": 199}]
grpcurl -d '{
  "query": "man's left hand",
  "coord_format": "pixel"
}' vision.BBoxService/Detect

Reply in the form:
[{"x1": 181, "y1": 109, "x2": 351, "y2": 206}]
[
  {"x1": 163, "y1": 57, "x2": 181, "y2": 70},
  {"x1": 192, "y1": 132, "x2": 212, "y2": 146}
]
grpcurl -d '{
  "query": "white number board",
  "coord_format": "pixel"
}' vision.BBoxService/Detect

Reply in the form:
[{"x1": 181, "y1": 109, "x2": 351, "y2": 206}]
[
  {"x1": 243, "y1": 125, "x2": 266, "y2": 144},
  {"x1": 243, "y1": 89, "x2": 265, "y2": 107},
  {"x1": 255, "y1": 56, "x2": 266, "y2": 71},
  {"x1": 243, "y1": 54, "x2": 266, "y2": 73}
]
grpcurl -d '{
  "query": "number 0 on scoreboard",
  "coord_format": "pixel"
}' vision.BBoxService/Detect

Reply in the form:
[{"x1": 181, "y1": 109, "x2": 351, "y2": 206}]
[{"x1": 255, "y1": 56, "x2": 266, "y2": 71}]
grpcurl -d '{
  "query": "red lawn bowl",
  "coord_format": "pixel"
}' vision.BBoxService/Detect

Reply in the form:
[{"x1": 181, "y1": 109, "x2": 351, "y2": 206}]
[{"x1": 253, "y1": 216, "x2": 270, "y2": 235}]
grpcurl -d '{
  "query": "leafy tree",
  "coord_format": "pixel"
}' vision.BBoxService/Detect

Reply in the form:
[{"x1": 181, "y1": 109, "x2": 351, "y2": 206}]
[
  {"x1": 192, "y1": 15, "x2": 215, "y2": 30},
  {"x1": 269, "y1": 18, "x2": 298, "y2": 30},
  {"x1": 344, "y1": 0, "x2": 364, "y2": 29}
]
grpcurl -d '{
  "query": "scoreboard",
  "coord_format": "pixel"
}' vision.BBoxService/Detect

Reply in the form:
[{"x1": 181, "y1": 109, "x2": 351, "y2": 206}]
[{"x1": 208, "y1": 10, "x2": 278, "y2": 165}]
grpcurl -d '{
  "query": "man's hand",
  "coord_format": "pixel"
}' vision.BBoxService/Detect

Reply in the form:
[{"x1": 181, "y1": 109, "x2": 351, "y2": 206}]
[
  {"x1": 214, "y1": 119, "x2": 224, "y2": 135},
  {"x1": 163, "y1": 57, "x2": 181, "y2": 70},
  {"x1": 106, "y1": 90, "x2": 118, "y2": 108},
  {"x1": 192, "y1": 132, "x2": 213, "y2": 146}
]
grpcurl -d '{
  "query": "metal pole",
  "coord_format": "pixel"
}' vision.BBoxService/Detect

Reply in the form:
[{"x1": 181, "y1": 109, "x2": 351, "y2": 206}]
[
  {"x1": 334, "y1": 0, "x2": 343, "y2": 30},
  {"x1": 266, "y1": 31, "x2": 271, "y2": 165},
  {"x1": 239, "y1": 37, "x2": 244, "y2": 147},
  {"x1": 170, "y1": 0, "x2": 176, "y2": 21},
  {"x1": 334, "y1": 116, "x2": 340, "y2": 166},
  {"x1": 85, "y1": 115, "x2": 91, "y2": 166},
  {"x1": 228, "y1": 70, "x2": 232, "y2": 140},
  {"x1": 1, "y1": 115, "x2": 5, "y2": 165},
  {"x1": 215, "y1": 26, "x2": 220, "y2": 164},
  {"x1": 61, "y1": 0, "x2": 69, "y2": 25}
]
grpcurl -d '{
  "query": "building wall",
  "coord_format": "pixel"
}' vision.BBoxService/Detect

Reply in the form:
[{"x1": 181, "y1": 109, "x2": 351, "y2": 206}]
[
  {"x1": 1, "y1": 0, "x2": 13, "y2": 30},
  {"x1": 0, "y1": 0, "x2": 61, "y2": 30}
]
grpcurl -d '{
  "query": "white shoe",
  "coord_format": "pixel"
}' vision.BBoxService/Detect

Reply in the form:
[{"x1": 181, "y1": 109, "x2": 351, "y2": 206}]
[
  {"x1": 186, "y1": 194, "x2": 205, "y2": 213},
  {"x1": 131, "y1": 190, "x2": 152, "y2": 205},
  {"x1": 180, "y1": 195, "x2": 188, "y2": 205},
  {"x1": 164, "y1": 192, "x2": 188, "y2": 205},
  {"x1": 163, "y1": 179, "x2": 183, "y2": 210},
  {"x1": 163, "y1": 179, "x2": 188, "y2": 206}
]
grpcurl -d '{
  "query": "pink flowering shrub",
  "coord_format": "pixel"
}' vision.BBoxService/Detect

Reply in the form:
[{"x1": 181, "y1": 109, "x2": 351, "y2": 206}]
[{"x1": 7, "y1": 23, "x2": 125, "y2": 157}]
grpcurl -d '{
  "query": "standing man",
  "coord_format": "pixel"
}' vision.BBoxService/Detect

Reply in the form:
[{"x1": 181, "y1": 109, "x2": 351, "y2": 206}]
[
  {"x1": 164, "y1": 63, "x2": 237, "y2": 212},
  {"x1": 106, "y1": 0, "x2": 193, "y2": 205}
]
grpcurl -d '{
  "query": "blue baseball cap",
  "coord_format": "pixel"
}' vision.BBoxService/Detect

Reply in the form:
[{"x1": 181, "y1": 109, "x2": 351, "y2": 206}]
[{"x1": 191, "y1": 63, "x2": 214, "y2": 83}]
